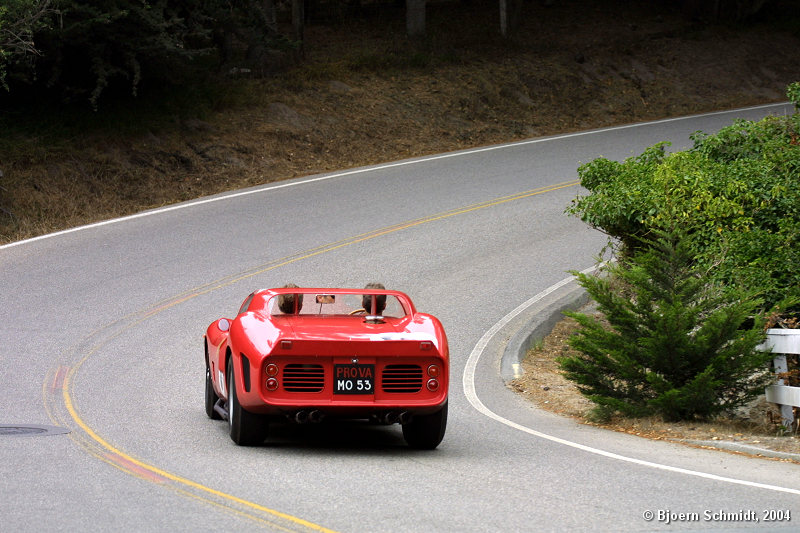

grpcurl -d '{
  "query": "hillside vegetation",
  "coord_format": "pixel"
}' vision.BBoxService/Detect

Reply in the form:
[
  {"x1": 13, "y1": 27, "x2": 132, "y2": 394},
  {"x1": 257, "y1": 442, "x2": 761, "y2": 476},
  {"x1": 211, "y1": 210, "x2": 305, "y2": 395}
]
[{"x1": 1, "y1": 0, "x2": 800, "y2": 244}]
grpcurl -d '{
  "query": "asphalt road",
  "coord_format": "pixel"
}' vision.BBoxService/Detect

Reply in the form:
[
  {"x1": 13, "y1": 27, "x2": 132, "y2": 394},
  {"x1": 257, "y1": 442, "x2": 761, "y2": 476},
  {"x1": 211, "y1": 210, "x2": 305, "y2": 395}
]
[{"x1": 2, "y1": 104, "x2": 799, "y2": 532}]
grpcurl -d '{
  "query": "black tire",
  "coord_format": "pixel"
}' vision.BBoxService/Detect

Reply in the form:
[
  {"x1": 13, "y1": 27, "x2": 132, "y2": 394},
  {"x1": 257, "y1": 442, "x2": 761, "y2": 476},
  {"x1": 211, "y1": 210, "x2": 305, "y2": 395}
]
[
  {"x1": 205, "y1": 363, "x2": 222, "y2": 420},
  {"x1": 227, "y1": 357, "x2": 268, "y2": 446},
  {"x1": 402, "y1": 401, "x2": 448, "y2": 450}
]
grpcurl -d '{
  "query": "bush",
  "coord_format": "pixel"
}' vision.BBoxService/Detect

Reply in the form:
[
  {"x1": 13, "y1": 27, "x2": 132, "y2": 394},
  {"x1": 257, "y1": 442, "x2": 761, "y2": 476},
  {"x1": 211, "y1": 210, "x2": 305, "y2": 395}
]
[
  {"x1": 563, "y1": 90, "x2": 800, "y2": 421},
  {"x1": 567, "y1": 90, "x2": 800, "y2": 312},
  {"x1": 558, "y1": 230, "x2": 772, "y2": 421},
  {"x1": 788, "y1": 82, "x2": 800, "y2": 110}
]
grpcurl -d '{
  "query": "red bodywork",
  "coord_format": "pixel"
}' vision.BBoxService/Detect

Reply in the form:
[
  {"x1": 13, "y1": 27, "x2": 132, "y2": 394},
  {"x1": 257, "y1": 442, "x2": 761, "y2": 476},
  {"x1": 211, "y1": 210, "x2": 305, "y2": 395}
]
[{"x1": 204, "y1": 287, "x2": 448, "y2": 446}]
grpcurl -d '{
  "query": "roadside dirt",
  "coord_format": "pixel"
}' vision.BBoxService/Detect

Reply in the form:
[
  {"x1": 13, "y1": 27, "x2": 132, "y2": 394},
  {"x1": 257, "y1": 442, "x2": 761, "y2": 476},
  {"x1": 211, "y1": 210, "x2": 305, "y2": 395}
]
[{"x1": 509, "y1": 306, "x2": 800, "y2": 461}]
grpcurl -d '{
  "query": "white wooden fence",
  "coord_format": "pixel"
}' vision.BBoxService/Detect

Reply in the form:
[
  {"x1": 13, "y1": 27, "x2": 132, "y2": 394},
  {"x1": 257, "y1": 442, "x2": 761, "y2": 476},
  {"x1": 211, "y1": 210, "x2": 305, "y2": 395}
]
[{"x1": 760, "y1": 329, "x2": 800, "y2": 427}]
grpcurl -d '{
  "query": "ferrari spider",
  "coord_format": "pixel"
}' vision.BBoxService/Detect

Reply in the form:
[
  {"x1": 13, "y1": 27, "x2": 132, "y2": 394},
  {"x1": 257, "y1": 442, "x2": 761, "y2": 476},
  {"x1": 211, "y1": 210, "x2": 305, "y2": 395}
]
[{"x1": 204, "y1": 287, "x2": 449, "y2": 449}]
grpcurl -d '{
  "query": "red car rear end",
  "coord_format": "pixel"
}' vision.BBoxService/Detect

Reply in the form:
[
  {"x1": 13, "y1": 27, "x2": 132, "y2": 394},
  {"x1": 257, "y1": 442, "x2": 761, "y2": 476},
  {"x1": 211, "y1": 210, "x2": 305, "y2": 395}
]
[{"x1": 204, "y1": 288, "x2": 449, "y2": 448}]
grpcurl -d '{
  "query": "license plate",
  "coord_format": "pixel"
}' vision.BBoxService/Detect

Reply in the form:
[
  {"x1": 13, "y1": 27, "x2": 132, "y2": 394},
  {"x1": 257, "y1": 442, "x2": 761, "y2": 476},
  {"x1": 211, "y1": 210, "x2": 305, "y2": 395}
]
[{"x1": 334, "y1": 364, "x2": 375, "y2": 394}]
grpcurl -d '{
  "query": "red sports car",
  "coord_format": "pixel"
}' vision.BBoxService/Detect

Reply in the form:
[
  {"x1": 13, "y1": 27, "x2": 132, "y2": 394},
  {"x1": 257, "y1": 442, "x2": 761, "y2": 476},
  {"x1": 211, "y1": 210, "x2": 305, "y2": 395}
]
[{"x1": 204, "y1": 287, "x2": 449, "y2": 448}]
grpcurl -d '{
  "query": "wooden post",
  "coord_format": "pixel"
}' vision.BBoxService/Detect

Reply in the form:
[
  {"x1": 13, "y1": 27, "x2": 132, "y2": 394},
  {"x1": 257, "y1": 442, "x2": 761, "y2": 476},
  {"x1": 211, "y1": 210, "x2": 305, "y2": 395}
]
[
  {"x1": 773, "y1": 354, "x2": 795, "y2": 428},
  {"x1": 761, "y1": 329, "x2": 800, "y2": 429}
]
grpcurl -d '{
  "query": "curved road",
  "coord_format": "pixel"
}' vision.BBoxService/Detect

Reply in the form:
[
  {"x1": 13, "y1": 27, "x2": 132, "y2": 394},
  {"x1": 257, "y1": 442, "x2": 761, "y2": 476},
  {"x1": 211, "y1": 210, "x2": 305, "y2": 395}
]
[{"x1": 3, "y1": 104, "x2": 798, "y2": 532}]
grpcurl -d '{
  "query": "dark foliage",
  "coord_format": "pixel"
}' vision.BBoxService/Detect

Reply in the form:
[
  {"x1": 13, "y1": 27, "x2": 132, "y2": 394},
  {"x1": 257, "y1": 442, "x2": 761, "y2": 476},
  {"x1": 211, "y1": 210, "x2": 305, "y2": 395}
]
[
  {"x1": 559, "y1": 230, "x2": 772, "y2": 421},
  {"x1": 1, "y1": 0, "x2": 294, "y2": 107}
]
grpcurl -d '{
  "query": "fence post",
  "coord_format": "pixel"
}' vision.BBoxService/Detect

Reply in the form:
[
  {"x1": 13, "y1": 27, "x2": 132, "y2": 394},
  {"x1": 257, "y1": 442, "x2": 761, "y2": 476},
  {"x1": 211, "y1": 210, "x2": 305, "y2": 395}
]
[
  {"x1": 772, "y1": 354, "x2": 795, "y2": 428},
  {"x1": 760, "y1": 329, "x2": 800, "y2": 429}
]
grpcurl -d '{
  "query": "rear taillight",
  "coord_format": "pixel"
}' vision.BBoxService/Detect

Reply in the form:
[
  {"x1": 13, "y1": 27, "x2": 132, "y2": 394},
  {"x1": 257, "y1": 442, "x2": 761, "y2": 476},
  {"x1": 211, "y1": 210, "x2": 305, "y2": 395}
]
[
  {"x1": 426, "y1": 365, "x2": 441, "y2": 391},
  {"x1": 265, "y1": 364, "x2": 279, "y2": 391}
]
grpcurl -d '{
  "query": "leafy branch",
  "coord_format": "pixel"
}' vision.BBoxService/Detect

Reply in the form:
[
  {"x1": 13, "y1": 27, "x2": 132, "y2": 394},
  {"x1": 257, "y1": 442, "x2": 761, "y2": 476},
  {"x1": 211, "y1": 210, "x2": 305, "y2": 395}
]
[{"x1": 0, "y1": 0, "x2": 59, "y2": 89}]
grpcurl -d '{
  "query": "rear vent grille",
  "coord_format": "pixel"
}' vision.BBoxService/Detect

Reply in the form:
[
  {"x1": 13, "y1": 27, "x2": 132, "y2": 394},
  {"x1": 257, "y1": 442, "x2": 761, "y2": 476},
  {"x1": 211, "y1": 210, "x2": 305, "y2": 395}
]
[
  {"x1": 283, "y1": 364, "x2": 325, "y2": 392},
  {"x1": 382, "y1": 365, "x2": 423, "y2": 393}
]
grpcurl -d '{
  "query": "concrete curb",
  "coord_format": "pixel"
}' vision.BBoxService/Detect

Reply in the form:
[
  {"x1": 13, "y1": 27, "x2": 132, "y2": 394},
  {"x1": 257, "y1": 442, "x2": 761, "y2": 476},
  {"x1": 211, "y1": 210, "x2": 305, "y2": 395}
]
[
  {"x1": 684, "y1": 440, "x2": 800, "y2": 462},
  {"x1": 499, "y1": 277, "x2": 800, "y2": 463},
  {"x1": 500, "y1": 278, "x2": 590, "y2": 384}
]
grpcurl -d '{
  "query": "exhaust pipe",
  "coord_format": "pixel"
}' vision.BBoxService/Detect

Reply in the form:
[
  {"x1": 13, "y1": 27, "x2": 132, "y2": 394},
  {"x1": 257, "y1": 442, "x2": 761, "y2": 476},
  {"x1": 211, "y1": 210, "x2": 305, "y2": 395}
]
[
  {"x1": 294, "y1": 410, "x2": 309, "y2": 424},
  {"x1": 308, "y1": 410, "x2": 325, "y2": 423},
  {"x1": 383, "y1": 411, "x2": 399, "y2": 424},
  {"x1": 398, "y1": 411, "x2": 413, "y2": 425},
  {"x1": 214, "y1": 399, "x2": 229, "y2": 421}
]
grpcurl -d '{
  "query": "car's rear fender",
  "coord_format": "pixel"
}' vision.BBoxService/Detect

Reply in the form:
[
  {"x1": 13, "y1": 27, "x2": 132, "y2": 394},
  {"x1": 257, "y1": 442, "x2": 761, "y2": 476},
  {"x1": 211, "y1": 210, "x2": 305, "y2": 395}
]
[{"x1": 206, "y1": 317, "x2": 232, "y2": 348}]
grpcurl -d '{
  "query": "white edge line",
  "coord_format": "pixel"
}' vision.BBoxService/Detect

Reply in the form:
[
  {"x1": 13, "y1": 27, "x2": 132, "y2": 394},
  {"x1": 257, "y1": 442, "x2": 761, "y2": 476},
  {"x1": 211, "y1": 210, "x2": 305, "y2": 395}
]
[
  {"x1": 462, "y1": 266, "x2": 800, "y2": 496},
  {"x1": 1, "y1": 102, "x2": 791, "y2": 251}
]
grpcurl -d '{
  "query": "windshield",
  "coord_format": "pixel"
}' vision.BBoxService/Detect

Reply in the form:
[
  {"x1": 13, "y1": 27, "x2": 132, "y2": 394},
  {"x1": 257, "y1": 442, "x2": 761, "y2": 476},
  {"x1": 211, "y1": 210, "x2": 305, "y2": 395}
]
[{"x1": 268, "y1": 292, "x2": 406, "y2": 318}]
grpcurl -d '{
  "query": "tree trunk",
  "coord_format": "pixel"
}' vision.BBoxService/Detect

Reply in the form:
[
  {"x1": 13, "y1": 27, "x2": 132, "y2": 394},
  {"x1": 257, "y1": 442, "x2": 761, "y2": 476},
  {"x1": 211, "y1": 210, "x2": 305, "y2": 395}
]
[
  {"x1": 263, "y1": 0, "x2": 278, "y2": 34},
  {"x1": 500, "y1": 0, "x2": 522, "y2": 39},
  {"x1": 499, "y1": 0, "x2": 507, "y2": 37},
  {"x1": 292, "y1": 0, "x2": 305, "y2": 57},
  {"x1": 406, "y1": 0, "x2": 426, "y2": 38}
]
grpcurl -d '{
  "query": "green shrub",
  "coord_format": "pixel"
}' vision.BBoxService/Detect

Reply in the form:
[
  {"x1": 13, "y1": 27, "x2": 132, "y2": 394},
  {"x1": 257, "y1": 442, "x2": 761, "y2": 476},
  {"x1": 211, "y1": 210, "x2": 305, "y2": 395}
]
[
  {"x1": 559, "y1": 230, "x2": 772, "y2": 421},
  {"x1": 563, "y1": 91, "x2": 800, "y2": 421},
  {"x1": 567, "y1": 90, "x2": 800, "y2": 311},
  {"x1": 788, "y1": 82, "x2": 800, "y2": 110}
]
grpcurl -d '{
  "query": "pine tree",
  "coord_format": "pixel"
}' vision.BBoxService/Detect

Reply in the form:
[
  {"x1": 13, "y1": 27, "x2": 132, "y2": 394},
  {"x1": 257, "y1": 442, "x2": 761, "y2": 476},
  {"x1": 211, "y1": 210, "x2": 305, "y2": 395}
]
[{"x1": 559, "y1": 230, "x2": 772, "y2": 421}]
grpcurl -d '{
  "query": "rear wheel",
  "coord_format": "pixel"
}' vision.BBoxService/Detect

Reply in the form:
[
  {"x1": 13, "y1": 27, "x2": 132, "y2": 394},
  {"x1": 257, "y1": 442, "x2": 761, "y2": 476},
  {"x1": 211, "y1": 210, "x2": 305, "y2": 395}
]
[
  {"x1": 227, "y1": 357, "x2": 269, "y2": 446},
  {"x1": 402, "y1": 401, "x2": 448, "y2": 449},
  {"x1": 205, "y1": 363, "x2": 221, "y2": 420}
]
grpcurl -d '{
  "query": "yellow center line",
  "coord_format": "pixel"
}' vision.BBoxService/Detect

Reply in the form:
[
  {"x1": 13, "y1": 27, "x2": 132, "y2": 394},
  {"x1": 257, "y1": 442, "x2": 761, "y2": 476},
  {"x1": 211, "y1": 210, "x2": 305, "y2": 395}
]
[
  {"x1": 176, "y1": 180, "x2": 581, "y2": 303},
  {"x1": 62, "y1": 368, "x2": 336, "y2": 531},
  {"x1": 58, "y1": 179, "x2": 579, "y2": 531},
  {"x1": 137, "y1": 180, "x2": 579, "y2": 313}
]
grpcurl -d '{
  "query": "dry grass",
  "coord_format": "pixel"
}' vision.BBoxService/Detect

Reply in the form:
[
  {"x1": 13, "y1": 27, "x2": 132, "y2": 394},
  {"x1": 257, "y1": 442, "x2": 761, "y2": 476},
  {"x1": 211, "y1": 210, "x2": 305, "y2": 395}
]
[{"x1": 2, "y1": 1, "x2": 800, "y2": 243}]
